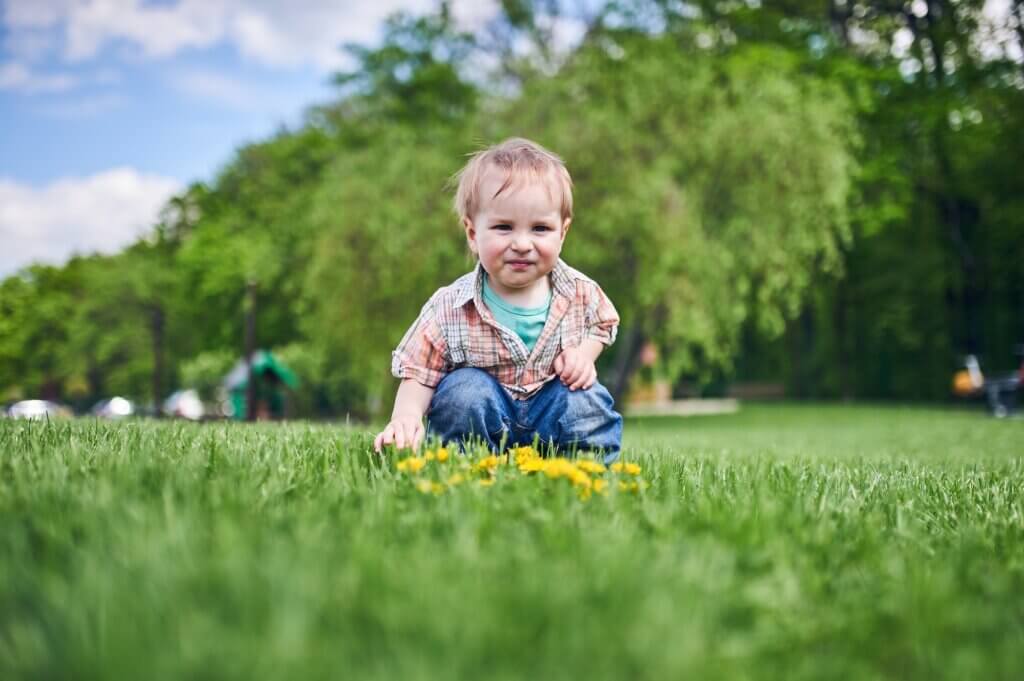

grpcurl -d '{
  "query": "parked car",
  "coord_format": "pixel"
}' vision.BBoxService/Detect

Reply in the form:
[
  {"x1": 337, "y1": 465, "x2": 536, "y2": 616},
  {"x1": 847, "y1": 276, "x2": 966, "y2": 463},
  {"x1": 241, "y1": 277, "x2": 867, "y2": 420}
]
[
  {"x1": 6, "y1": 399, "x2": 69, "y2": 420},
  {"x1": 91, "y1": 396, "x2": 135, "y2": 419},
  {"x1": 163, "y1": 389, "x2": 204, "y2": 421}
]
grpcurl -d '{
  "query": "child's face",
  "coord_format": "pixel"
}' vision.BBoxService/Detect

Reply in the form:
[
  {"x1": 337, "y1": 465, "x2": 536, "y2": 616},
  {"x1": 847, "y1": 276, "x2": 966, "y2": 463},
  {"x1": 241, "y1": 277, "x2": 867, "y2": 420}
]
[{"x1": 464, "y1": 166, "x2": 570, "y2": 296}]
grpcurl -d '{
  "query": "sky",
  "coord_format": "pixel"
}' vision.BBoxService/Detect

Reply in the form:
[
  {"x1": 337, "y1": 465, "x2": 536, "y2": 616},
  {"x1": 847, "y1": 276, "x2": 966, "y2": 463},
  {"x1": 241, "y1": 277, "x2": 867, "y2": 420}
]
[{"x1": 0, "y1": 0, "x2": 504, "y2": 276}]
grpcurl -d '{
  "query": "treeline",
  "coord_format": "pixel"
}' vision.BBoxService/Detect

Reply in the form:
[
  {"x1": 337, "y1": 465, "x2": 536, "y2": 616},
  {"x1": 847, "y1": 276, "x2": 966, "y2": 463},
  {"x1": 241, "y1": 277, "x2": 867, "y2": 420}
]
[{"x1": 2, "y1": 0, "x2": 1022, "y2": 415}]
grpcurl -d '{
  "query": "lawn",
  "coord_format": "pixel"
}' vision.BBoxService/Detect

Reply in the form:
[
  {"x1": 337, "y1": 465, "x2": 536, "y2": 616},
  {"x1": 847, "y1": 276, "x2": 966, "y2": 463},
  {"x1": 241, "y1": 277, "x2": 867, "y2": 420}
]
[{"x1": 1, "y1": 404, "x2": 1022, "y2": 680}]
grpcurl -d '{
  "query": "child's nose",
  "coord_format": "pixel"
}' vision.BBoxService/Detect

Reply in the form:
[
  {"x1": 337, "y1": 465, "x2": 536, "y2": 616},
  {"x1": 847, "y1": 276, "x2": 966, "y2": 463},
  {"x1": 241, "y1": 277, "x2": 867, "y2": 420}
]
[{"x1": 511, "y1": 235, "x2": 532, "y2": 251}]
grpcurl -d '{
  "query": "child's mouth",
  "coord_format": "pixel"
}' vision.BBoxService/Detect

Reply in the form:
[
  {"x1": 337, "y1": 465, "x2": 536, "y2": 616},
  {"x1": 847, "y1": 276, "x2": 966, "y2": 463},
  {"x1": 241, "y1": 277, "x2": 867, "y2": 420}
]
[{"x1": 507, "y1": 261, "x2": 533, "y2": 271}]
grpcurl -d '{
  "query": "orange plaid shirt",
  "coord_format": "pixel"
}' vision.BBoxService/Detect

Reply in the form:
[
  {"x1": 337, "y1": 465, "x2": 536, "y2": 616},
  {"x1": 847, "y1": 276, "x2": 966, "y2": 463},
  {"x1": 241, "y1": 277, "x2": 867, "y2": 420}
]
[{"x1": 391, "y1": 259, "x2": 619, "y2": 399}]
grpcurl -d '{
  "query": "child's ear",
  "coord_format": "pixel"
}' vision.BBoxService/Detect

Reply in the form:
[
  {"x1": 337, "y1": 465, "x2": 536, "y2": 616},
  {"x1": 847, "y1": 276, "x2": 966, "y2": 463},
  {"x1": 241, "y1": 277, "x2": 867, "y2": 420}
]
[
  {"x1": 463, "y1": 217, "x2": 478, "y2": 254},
  {"x1": 560, "y1": 217, "x2": 572, "y2": 241}
]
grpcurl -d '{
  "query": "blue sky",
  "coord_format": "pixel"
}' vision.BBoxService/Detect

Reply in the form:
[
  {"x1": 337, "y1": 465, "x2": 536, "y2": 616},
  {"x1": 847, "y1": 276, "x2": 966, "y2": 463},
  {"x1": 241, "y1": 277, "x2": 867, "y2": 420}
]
[{"x1": 1, "y1": 0, "x2": 504, "y2": 275}]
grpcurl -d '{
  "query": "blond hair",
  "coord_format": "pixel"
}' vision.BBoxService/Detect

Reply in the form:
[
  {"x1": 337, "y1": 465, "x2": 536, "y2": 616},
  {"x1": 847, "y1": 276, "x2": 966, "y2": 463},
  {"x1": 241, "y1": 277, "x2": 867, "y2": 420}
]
[{"x1": 452, "y1": 138, "x2": 574, "y2": 223}]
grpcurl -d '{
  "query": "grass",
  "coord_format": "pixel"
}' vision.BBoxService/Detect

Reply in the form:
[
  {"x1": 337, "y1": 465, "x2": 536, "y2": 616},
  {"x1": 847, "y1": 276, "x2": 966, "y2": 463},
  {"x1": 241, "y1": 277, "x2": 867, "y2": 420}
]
[{"x1": 1, "y1": 404, "x2": 1022, "y2": 680}]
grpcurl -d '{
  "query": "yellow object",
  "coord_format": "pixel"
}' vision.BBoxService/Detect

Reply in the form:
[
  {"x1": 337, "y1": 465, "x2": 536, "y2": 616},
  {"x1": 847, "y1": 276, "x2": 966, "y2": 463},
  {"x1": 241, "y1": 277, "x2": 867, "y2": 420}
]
[
  {"x1": 396, "y1": 456, "x2": 426, "y2": 474},
  {"x1": 952, "y1": 370, "x2": 979, "y2": 396},
  {"x1": 576, "y1": 460, "x2": 607, "y2": 474}
]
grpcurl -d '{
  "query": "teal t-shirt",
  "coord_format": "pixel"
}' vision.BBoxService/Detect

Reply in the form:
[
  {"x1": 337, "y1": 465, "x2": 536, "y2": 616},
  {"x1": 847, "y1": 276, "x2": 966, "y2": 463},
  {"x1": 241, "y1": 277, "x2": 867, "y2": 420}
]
[{"x1": 482, "y1": 274, "x2": 552, "y2": 352}]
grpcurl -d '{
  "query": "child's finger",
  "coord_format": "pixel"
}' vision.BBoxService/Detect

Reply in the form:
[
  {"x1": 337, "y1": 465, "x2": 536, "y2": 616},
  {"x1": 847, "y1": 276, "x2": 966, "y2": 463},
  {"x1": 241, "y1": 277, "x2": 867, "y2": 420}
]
[
  {"x1": 553, "y1": 354, "x2": 564, "y2": 374},
  {"x1": 583, "y1": 366, "x2": 597, "y2": 390},
  {"x1": 394, "y1": 423, "x2": 409, "y2": 449},
  {"x1": 569, "y1": 364, "x2": 588, "y2": 390},
  {"x1": 560, "y1": 354, "x2": 578, "y2": 381},
  {"x1": 377, "y1": 425, "x2": 396, "y2": 452},
  {"x1": 374, "y1": 431, "x2": 384, "y2": 452},
  {"x1": 412, "y1": 423, "x2": 425, "y2": 451}
]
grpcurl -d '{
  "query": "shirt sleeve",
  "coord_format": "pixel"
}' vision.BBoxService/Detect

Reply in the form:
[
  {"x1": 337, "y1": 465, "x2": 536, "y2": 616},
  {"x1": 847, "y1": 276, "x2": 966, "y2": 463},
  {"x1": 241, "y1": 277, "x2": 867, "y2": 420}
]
[
  {"x1": 391, "y1": 296, "x2": 450, "y2": 388},
  {"x1": 584, "y1": 282, "x2": 619, "y2": 346}
]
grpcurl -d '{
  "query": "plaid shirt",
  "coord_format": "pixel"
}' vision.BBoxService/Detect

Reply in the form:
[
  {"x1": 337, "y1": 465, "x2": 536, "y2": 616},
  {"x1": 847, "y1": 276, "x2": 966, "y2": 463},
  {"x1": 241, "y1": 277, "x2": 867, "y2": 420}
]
[{"x1": 392, "y1": 259, "x2": 619, "y2": 399}]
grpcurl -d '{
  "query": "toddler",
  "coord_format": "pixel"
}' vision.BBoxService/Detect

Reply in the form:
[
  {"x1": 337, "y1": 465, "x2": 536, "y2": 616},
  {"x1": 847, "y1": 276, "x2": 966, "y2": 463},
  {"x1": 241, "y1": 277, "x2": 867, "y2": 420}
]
[{"x1": 373, "y1": 138, "x2": 623, "y2": 463}]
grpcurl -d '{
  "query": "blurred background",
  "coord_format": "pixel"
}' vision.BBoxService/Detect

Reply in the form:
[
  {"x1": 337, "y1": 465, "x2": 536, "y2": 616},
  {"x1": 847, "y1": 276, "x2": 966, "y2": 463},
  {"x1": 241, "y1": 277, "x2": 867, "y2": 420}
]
[{"x1": 1, "y1": 0, "x2": 1022, "y2": 421}]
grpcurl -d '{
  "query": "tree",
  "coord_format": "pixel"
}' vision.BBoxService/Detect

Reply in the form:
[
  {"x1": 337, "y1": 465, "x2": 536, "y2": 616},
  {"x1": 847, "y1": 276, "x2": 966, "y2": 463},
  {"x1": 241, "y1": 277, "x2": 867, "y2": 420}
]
[{"x1": 503, "y1": 34, "x2": 856, "y2": 397}]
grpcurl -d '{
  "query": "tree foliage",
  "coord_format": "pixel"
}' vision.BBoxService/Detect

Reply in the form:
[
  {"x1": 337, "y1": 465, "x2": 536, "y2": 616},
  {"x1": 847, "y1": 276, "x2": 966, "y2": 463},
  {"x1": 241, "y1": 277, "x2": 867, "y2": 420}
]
[{"x1": 1, "y1": 0, "x2": 1021, "y2": 411}]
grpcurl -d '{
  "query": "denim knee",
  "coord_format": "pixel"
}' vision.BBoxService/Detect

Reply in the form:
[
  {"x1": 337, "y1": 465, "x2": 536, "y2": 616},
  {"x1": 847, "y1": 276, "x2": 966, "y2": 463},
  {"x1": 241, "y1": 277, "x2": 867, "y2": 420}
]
[
  {"x1": 557, "y1": 382, "x2": 622, "y2": 463},
  {"x1": 426, "y1": 368, "x2": 511, "y2": 449}
]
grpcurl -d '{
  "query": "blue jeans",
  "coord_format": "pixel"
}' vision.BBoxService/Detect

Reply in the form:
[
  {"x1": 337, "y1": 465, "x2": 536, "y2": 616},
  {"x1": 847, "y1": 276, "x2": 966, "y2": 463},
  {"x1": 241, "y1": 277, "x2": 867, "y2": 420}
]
[{"x1": 426, "y1": 368, "x2": 623, "y2": 463}]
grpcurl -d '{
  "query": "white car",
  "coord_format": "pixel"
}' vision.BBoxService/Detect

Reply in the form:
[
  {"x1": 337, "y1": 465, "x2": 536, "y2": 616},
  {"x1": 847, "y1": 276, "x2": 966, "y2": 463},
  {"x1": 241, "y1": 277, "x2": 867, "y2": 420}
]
[
  {"x1": 91, "y1": 396, "x2": 135, "y2": 419},
  {"x1": 7, "y1": 400, "x2": 65, "y2": 420}
]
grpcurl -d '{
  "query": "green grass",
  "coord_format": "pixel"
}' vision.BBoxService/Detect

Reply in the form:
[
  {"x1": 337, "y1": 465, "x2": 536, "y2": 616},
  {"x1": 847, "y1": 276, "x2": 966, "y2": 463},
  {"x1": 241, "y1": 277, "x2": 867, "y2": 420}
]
[{"x1": 1, "y1": 404, "x2": 1022, "y2": 680}]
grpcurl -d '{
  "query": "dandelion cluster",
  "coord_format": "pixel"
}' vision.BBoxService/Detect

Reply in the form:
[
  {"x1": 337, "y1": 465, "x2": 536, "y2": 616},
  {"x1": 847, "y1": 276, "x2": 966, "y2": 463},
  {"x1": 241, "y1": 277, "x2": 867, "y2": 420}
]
[{"x1": 391, "y1": 445, "x2": 648, "y2": 500}]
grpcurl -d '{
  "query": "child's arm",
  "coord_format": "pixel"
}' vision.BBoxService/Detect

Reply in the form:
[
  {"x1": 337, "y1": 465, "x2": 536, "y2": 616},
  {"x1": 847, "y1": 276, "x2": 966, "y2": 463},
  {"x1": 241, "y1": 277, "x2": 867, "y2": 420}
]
[
  {"x1": 373, "y1": 379, "x2": 436, "y2": 452},
  {"x1": 554, "y1": 280, "x2": 619, "y2": 391}
]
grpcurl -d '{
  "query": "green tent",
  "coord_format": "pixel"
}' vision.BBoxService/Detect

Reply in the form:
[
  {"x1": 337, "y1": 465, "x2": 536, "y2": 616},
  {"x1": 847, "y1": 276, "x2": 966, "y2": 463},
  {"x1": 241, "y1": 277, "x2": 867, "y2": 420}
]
[{"x1": 223, "y1": 350, "x2": 299, "y2": 420}]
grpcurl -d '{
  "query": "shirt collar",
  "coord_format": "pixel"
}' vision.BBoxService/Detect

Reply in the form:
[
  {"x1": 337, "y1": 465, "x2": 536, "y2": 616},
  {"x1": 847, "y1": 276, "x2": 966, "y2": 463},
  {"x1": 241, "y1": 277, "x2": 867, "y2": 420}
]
[{"x1": 453, "y1": 259, "x2": 575, "y2": 308}]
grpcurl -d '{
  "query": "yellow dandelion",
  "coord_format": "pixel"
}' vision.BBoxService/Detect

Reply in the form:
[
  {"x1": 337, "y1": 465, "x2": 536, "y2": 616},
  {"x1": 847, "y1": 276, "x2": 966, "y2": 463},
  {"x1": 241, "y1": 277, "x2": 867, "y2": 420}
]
[
  {"x1": 424, "y1": 450, "x2": 435, "y2": 461},
  {"x1": 446, "y1": 473, "x2": 465, "y2": 486},
  {"x1": 538, "y1": 458, "x2": 591, "y2": 488},
  {"x1": 593, "y1": 479, "x2": 608, "y2": 494},
  {"x1": 541, "y1": 457, "x2": 575, "y2": 479},
  {"x1": 618, "y1": 480, "x2": 644, "y2": 493},
  {"x1": 570, "y1": 470, "x2": 593, "y2": 489},
  {"x1": 435, "y1": 447, "x2": 450, "y2": 463},
  {"x1": 396, "y1": 456, "x2": 426, "y2": 474},
  {"x1": 610, "y1": 462, "x2": 642, "y2": 475},
  {"x1": 576, "y1": 460, "x2": 607, "y2": 474},
  {"x1": 474, "y1": 455, "x2": 501, "y2": 471},
  {"x1": 518, "y1": 457, "x2": 546, "y2": 474},
  {"x1": 512, "y1": 446, "x2": 539, "y2": 463}
]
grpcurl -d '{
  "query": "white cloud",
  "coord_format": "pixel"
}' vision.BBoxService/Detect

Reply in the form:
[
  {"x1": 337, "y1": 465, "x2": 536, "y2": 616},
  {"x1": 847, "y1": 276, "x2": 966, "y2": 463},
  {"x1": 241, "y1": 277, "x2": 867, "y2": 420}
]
[
  {"x1": 0, "y1": 168, "x2": 181, "y2": 276},
  {"x1": 1, "y1": 0, "x2": 500, "y2": 71},
  {"x1": 0, "y1": 61, "x2": 78, "y2": 92}
]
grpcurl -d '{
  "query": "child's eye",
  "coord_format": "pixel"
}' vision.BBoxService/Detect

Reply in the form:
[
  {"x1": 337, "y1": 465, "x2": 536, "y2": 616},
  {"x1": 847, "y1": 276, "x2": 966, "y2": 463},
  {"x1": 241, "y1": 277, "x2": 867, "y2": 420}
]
[
  {"x1": 533, "y1": 225, "x2": 551, "y2": 232},
  {"x1": 492, "y1": 224, "x2": 512, "y2": 231}
]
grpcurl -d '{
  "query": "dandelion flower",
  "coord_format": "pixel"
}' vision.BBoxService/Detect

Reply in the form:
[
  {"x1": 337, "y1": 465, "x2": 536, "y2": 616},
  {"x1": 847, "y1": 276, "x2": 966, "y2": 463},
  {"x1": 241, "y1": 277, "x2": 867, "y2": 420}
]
[
  {"x1": 610, "y1": 462, "x2": 641, "y2": 475},
  {"x1": 397, "y1": 456, "x2": 426, "y2": 474},
  {"x1": 593, "y1": 479, "x2": 608, "y2": 494},
  {"x1": 518, "y1": 457, "x2": 546, "y2": 474},
  {"x1": 474, "y1": 455, "x2": 501, "y2": 472},
  {"x1": 512, "y1": 446, "x2": 539, "y2": 464},
  {"x1": 435, "y1": 447, "x2": 450, "y2": 463},
  {"x1": 576, "y1": 460, "x2": 607, "y2": 474},
  {"x1": 446, "y1": 473, "x2": 465, "y2": 486}
]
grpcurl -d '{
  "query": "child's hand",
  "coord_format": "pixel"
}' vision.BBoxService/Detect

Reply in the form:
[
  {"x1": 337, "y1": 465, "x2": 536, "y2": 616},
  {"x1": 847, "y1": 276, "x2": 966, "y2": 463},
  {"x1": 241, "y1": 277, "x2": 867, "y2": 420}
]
[
  {"x1": 373, "y1": 416, "x2": 425, "y2": 453},
  {"x1": 553, "y1": 346, "x2": 597, "y2": 391}
]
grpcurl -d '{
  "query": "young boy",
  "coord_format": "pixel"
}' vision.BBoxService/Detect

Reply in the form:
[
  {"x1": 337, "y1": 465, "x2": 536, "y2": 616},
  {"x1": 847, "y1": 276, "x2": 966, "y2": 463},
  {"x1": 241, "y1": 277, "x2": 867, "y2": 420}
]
[{"x1": 373, "y1": 138, "x2": 623, "y2": 463}]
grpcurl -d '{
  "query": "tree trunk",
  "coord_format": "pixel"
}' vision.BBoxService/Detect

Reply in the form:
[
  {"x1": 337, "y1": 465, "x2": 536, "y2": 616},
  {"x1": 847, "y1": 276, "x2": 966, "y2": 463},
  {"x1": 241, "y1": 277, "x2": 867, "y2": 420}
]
[
  {"x1": 607, "y1": 324, "x2": 644, "y2": 406},
  {"x1": 151, "y1": 306, "x2": 165, "y2": 418},
  {"x1": 245, "y1": 280, "x2": 258, "y2": 422},
  {"x1": 833, "y1": 276, "x2": 852, "y2": 400}
]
